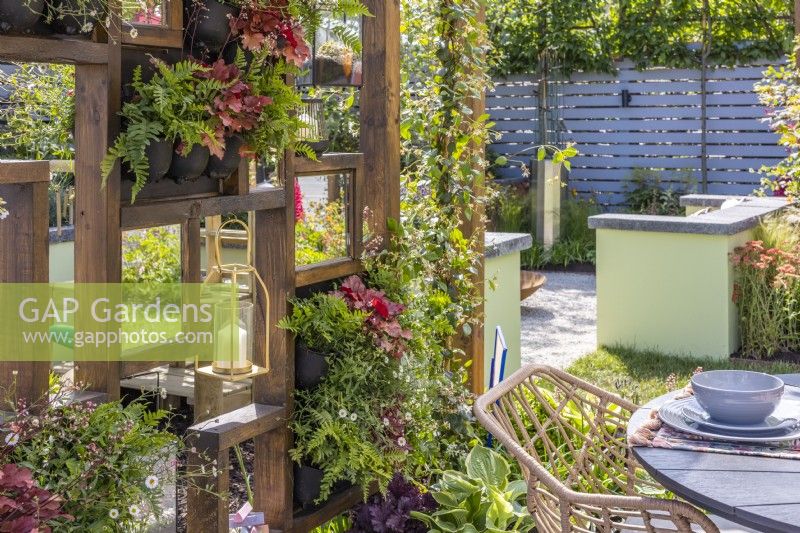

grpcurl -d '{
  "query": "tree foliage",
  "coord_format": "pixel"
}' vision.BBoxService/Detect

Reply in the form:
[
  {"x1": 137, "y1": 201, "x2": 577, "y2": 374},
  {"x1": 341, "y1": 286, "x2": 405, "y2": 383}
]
[{"x1": 488, "y1": 0, "x2": 793, "y2": 75}]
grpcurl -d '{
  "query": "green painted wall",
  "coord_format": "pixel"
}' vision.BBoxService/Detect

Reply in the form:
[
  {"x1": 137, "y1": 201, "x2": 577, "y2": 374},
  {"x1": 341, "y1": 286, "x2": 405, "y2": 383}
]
[
  {"x1": 596, "y1": 228, "x2": 751, "y2": 359},
  {"x1": 47, "y1": 242, "x2": 248, "y2": 282},
  {"x1": 483, "y1": 251, "x2": 522, "y2": 391}
]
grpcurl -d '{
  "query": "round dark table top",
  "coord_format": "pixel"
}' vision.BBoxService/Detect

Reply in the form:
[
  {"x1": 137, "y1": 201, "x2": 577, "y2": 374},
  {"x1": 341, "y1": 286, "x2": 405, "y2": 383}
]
[{"x1": 629, "y1": 374, "x2": 800, "y2": 533}]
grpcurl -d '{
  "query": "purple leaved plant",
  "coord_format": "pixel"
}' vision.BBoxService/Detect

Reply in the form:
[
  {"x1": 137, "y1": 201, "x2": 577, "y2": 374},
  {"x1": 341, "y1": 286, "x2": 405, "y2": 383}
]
[{"x1": 348, "y1": 473, "x2": 436, "y2": 533}]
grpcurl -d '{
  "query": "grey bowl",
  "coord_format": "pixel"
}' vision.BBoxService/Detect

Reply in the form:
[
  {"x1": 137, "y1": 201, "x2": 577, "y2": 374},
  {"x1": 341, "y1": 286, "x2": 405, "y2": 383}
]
[{"x1": 691, "y1": 370, "x2": 784, "y2": 425}]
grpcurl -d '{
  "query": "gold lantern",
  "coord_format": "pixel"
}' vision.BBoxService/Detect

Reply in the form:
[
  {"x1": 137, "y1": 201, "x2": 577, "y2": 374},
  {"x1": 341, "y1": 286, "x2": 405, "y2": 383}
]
[{"x1": 198, "y1": 218, "x2": 270, "y2": 378}]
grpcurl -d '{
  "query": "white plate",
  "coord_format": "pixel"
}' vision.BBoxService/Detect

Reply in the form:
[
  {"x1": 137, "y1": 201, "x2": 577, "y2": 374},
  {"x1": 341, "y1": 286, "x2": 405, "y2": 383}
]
[
  {"x1": 681, "y1": 398, "x2": 800, "y2": 434},
  {"x1": 659, "y1": 390, "x2": 800, "y2": 443}
]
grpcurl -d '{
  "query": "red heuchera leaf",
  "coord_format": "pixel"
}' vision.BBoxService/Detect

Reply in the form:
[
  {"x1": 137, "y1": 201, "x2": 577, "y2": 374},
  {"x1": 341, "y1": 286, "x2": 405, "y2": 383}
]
[
  {"x1": 0, "y1": 463, "x2": 72, "y2": 532},
  {"x1": 335, "y1": 276, "x2": 412, "y2": 358}
]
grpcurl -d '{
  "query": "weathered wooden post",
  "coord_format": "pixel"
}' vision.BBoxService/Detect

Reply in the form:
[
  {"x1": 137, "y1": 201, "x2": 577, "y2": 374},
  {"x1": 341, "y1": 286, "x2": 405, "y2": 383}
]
[{"x1": 0, "y1": 160, "x2": 51, "y2": 404}]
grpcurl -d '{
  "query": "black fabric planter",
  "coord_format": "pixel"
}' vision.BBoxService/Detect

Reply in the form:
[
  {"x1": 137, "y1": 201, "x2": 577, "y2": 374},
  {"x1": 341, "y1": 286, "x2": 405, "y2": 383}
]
[
  {"x1": 295, "y1": 344, "x2": 329, "y2": 390},
  {"x1": 293, "y1": 464, "x2": 353, "y2": 510},
  {"x1": 293, "y1": 464, "x2": 324, "y2": 509},
  {"x1": 145, "y1": 139, "x2": 173, "y2": 182},
  {"x1": 206, "y1": 134, "x2": 244, "y2": 180},
  {"x1": 49, "y1": 0, "x2": 101, "y2": 35},
  {"x1": 169, "y1": 143, "x2": 210, "y2": 182},
  {"x1": 0, "y1": 0, "x2": 44, "y2": 34},
  {"x1": 184, "y1": 0, "x2": 238, "y2": 53}
]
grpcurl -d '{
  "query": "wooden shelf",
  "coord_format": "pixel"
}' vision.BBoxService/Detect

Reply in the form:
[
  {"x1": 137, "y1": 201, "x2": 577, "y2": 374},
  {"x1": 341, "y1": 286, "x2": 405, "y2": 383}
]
[
  {"x1": 188, "y1": 402, "x2": 286, "y2": 452},
  {"x1": 120, "y1": 183, "x2": 286, "y2": 229},
  {"x1": 292, "y1": 484, "x2": 368, "y2": 532},
  {"x1": 0, "y1": 34, "x2": 109, "y2": 64}
]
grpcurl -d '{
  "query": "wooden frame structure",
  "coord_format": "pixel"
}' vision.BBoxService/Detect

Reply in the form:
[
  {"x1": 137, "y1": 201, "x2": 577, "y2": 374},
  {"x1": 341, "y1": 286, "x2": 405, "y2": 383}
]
[{"x1": 0, "y1": 0, "x2": 400, "y2": 530}]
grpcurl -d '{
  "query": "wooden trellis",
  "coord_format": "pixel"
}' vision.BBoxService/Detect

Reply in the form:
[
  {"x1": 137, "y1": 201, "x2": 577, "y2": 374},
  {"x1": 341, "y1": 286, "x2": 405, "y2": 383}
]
[{"x1": 0, "y1": 0, "x2": 400, "y2": 530}]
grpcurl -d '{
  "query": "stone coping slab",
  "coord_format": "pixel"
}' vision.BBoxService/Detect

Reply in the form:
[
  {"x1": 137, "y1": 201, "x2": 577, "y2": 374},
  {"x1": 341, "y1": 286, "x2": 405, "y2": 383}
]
[
  {"x1": 485, "y1": 232, "x2": 533, "y2": 258},
  {"x1": 589, "y1": 195, "x2": 791, "y2": 235}
]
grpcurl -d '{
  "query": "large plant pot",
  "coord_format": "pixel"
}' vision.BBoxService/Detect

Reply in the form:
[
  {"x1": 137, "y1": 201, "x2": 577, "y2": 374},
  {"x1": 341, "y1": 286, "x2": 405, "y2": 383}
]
[
  {"x1": 145, "y1": 138, "x2": 173, "y2": 182},
  {"x1": 184, "y1": 0, "x2": 237, "y2": 53},
  {"x1": 169, "y1": 143, "x2": 210, "y2": 183},
  {"x1": 49, "y1": 0, "x2": 101, "y2": 35},
  {"x1": 0, "y1": 0, "x2": 44, "y2": 34},
  {"x1": 206, "y1": 134, "x2": 244, "y2": 180},
  {"x1": 295, "y1": 343, "x2": 329, "y2": 390}
]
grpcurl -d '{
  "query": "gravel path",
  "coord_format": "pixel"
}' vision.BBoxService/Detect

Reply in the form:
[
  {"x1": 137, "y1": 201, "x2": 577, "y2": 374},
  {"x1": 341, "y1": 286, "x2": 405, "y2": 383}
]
[{"x1": 520, "y1": 271, "x2": 597, "y2": 369}]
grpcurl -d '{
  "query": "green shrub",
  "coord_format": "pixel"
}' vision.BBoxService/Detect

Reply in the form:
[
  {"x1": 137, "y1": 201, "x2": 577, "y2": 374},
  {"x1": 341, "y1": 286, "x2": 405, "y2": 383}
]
[
  {"x1": 624, "y1": 168, "x2": 695, "y2": 216},
  {"x1": 4, "y1": 392, "x2": 178, "y2": 531},
  {"x1": 122, "y1": 227, "x2": 181, "y2": 284}
]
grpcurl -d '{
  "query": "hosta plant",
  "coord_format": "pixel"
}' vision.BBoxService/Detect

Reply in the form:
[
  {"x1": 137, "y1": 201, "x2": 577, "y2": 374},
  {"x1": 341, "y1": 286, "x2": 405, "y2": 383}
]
[{"x1": 411, "y1": 445, "x2": 533, "y2": 533}]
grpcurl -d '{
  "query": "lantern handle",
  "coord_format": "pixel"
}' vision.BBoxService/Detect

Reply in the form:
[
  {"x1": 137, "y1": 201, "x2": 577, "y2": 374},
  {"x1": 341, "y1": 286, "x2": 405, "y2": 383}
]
[{"x1": 212, "y1": 218, "x2": 254, "y2": 268}]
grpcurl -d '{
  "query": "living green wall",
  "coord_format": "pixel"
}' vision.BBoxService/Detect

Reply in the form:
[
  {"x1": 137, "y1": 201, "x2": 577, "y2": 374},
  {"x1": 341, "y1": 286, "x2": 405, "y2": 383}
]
[{"x1": 596, "y1": 228, "x2": 752, "y2": 359}]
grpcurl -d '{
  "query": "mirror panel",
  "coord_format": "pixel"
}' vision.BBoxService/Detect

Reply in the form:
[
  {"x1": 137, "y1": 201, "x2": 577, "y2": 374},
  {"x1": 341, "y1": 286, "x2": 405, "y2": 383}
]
[{"x1": 295, "y1": 172, "x2": 352, "y2": 267}]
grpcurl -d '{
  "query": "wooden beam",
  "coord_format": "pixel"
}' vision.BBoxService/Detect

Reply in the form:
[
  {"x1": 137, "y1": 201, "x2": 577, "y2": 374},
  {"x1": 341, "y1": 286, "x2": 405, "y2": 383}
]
[
  {"x1": 73, "y1": 42, "x2": 123, "y2": 398},
  {"x1": 361, "y1": 0, "x2": 401, "y2": 242},
  {"x1": 0, "y1": 35, "x2": 109, "y2": 64},
  {"x1": 252, "y1": 153, "x2": 295, "y2": 530},
  {"x1": 120, "y1": 183, "x2": 285, "y2": 230},
  {"x1": 0, "y1": 163, "x2": 51, "y2": 404}
]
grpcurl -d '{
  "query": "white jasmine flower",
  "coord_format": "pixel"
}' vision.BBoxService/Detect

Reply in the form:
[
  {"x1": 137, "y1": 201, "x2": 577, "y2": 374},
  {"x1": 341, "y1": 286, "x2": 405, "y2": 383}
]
[
  {"x1": 4, "y1": 433, "x2": 19, "y2": 446},
  {"x1": 109, "y1": 508, "x2": 119, "y2": 519},
  {"x1": 145, "y1": 475, "x2": 159, "y2": 489},
  {"x1": 349, "y1": 412, "x2": 357, "y2": 421},
  {"x1": 338, "y1": 408, "x2": 348, "y2": 419}
]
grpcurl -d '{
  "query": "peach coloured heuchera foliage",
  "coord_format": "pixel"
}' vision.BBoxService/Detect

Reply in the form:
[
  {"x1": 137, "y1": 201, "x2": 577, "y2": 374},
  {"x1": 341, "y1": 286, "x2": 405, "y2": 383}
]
[{"x1": 229, "y1": 2, "x2": 311, "y2": 66}]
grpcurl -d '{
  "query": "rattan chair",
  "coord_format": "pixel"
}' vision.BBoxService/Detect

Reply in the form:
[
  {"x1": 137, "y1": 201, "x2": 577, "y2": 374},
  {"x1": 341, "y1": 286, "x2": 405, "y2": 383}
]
[{"x1": 473, "y1": 364, "x2": 719, "y2": 533}]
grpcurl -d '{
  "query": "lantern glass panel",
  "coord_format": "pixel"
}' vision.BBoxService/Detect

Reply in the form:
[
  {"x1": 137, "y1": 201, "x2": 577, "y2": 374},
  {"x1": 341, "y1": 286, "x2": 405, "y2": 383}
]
[
  {"x1": 212, "y1": 300, "x2": 254, "y2": 375},
  {"x1": 295, "y1": 172, "x2": 353, "y2": 266}
]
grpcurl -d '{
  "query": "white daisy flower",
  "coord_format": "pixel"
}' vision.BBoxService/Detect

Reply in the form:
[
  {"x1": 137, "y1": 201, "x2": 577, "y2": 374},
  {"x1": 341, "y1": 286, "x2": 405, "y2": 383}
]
[
  {"x1": 382, "y1": 417, "x2": 390, "y2": 426},
  {"x1": 159, "y1": 387, "x2": 167, "y2": 399},
  {"x1": 145, "y1": 475, "x2": 159, "y2": 489},
  {"x1": 338, "y1": 408, "x2": 348, "y2": 419},
  {"x1": 397, "y1": 437, "x2": 407, "y2": 447},
  {"x1": 129, "y1": 27, "x2": 139, "y2": 39},
  {"x1": 4, "y1": 433, "x2": 19, "y2": 446},
  {"x1": 349, "y1": 412, "x2": 357, "y2": 421},
  {"x1": 109, "y1": 508, "x2": 119, "y2": 519},
  {"x1": 128, "y1": 504, "x2": 140, "y2": 517}
]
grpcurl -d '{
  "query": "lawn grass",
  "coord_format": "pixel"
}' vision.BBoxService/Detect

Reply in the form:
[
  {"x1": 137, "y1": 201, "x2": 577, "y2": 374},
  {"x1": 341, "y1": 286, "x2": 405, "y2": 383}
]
[{"x1": 566, "y1": 346, "x2": 800, "y2": 406}]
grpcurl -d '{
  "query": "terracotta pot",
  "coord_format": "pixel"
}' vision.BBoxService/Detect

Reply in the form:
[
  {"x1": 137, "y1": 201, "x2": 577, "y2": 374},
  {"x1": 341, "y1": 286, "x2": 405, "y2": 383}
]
[
  {"x1": 49, "y1": 0, "x2": 101, "y2": 35},
  {"x1": 169, "y1": 143, "x2": 210, "y2": 182},
  {"x1": 145, "y1": 138, "x2": 173, "y2": 182},
  {"x1": 295, "y1": 343, "x2": 329, "y2": 390},
  {"x1": 0, "y1": 0, "x2": 44, "y2": 34},
  {"x1": 184, "y1": 0, "x2": 237, "y2": 53},
  {"x1": 206, "y1": 134, "x2": 244, "y2": 180}
]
